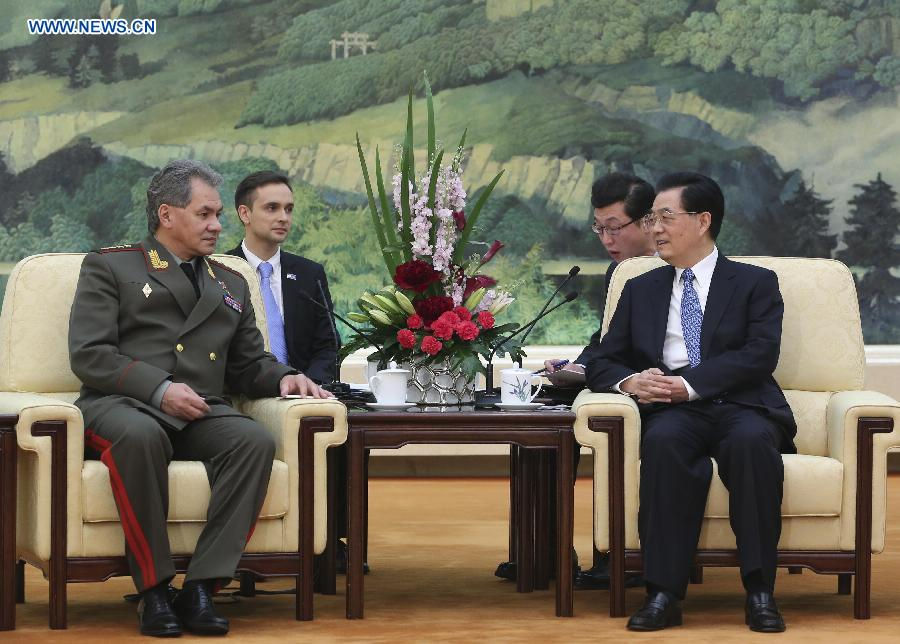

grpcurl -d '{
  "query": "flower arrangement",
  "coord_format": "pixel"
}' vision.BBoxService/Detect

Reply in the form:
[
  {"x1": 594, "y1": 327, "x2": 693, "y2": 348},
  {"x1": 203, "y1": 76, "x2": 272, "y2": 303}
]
[{"x1": 342, "y1": 74, "x2": 523, "y2": 380}]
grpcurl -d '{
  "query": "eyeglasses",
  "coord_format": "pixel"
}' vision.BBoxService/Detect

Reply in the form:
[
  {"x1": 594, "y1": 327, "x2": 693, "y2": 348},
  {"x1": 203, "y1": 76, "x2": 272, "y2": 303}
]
[
  {"x1": 640, "y1": 209, "x2": 700, "y2": 230},
  {"x1": 591, "y1": 218, "x2": 638, "y2": 238}
]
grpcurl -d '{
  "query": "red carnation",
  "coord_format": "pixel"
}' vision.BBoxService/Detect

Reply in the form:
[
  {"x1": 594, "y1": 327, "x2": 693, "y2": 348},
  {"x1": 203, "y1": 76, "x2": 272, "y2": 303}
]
[
  {"x1": 393, "y1": 259, "x2": 442, "y2": 293},
  {"x1": 477, "y1": 310, "x2": 495, "y2": 329},
  {"x1": 397, "y1": 328, "x2": 417, "y2": 349},
  {"x1": 406, "y1": 314, "x2": 424, "y2": 329},
  {"x1": 456, "y1": 321, "x2": 480, "y2": 341},
  {"x1": 464, "y1": 274, "x2": 497, "y2": 298},
  {"x1": 453, "y1": 306, "x2": 472, "y2": 321},
  {"x1": 421, "y1": 335, "x2": 443, "y2": 356},
  {"x1": 414, "y1": 295, "x2": 454, "y2": 326},
  {"x1": 431, "y1": 318, "x2": 455, "y2": 340},
  {"x1": 452, "y1": 210, "x2": 466, "y2": 231},
  {"x1": 436, "y1": 311, "x2": 461, "y2": 327}
]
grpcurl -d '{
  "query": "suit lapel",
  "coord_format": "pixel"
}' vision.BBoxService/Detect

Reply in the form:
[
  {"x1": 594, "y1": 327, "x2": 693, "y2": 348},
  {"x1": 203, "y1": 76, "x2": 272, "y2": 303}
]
[
  {"x1": 700, "y1": 255, "x2": 738, "y2": 359},
  {"x1": 280, "y1": 253, "x2": 298, "y2": 357},
  {"x1": 142, "y1": 235, "x2": 195, "y2": 318},
  {"x1": 181, "y1": 258, "x2": 226, "y2": 336},
  {"x1": 651, "y1": 265, "x2": 675, "y2": 364}
]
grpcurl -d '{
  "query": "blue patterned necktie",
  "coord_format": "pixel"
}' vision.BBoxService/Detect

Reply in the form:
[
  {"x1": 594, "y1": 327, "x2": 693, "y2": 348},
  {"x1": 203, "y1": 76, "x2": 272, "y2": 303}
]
[
  {"x1": 258, "y1": 261, "x2": 288, "y2": 364},
  {"x1": 680, "y1": 268, "x2": 703, "y2": 367}
]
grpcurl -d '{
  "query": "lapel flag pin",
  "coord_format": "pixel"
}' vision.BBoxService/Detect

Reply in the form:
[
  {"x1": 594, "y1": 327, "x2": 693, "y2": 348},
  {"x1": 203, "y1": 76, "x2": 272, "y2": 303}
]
[{"x1": 286, "y1": 273, "x2": 297, "y2": 281}]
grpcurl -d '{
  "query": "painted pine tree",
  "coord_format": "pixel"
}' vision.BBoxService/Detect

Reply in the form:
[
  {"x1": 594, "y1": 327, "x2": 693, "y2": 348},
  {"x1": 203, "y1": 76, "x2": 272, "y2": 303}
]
[{"x1": 838, "y1": 174, "x2": 900, "y2": 343}]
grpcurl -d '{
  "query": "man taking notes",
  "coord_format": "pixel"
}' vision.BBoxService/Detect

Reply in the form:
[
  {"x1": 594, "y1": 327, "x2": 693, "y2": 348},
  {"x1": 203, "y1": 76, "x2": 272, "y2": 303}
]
[{"x1": 585, "y1": 172, "x2": 796, "y2": 633}]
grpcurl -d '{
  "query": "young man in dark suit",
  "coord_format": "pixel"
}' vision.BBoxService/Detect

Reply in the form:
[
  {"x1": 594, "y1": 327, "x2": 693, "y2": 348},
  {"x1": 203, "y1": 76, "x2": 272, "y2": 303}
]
[
  {"x1": 226, "y1": 171, "x2": 339, "y2": 384},
  {"x1": 585, "y1": 172, "x2": 796, "y2": 633}
]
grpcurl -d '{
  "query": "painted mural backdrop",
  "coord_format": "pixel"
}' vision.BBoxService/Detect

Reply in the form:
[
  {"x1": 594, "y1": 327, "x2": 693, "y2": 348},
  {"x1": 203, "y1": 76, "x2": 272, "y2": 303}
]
[{"x1": 0, "y1": 0, "x2": 898, "y2": 343}]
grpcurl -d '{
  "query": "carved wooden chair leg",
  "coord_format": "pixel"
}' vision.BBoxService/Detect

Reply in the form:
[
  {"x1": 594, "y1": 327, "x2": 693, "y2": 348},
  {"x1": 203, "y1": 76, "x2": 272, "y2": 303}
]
[
  {"x1": 837, "y1": 573, "x2": 852, "y2": 595},
  {"x1": 15, "y1": 561, "x2": 24, "y2": 604}
]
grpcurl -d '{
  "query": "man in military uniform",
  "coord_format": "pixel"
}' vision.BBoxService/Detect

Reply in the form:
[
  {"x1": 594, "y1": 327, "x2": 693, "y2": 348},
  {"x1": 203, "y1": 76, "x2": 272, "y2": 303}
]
[{"x1": 69, "y1": 159, "x2": 332, "y2": 637}]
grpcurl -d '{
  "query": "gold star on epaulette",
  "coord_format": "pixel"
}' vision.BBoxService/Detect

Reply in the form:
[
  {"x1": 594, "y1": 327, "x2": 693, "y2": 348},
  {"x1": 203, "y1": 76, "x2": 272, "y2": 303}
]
[{"x1": 148, "y1": 249, "x2": 169, "y2": 270}]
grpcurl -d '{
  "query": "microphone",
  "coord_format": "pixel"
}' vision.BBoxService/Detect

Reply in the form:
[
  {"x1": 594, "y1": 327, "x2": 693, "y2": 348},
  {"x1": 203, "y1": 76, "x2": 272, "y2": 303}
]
[
  {"x1": 515, "y1": 265, "x2": 580, "y2": 356},
  {"x1": 316, "y1": 279, "x2": 350, "y2": 396},
  {"x1": 297, "y1": 289, "x2": 389, "y2": 381},
  {"x1": 481, "y1": 291, "x2": 579, "y2": 398}
]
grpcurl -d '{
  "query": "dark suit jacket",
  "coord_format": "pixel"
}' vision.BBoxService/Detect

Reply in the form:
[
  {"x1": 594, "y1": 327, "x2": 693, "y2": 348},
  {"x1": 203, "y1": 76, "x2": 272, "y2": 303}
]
[
  {"x1": 575, "y1": 261, "x2": 617, "y2": 365},
  {"x1": 226, "y1": 244, "x2": 339, "y2": 384},
  {"x1": 583, "y1": 255, "x2": 797, "y2": 453}
]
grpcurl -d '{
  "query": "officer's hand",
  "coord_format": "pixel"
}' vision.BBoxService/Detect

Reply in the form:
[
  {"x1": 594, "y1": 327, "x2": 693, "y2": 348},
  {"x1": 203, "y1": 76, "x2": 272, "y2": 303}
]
[
  {"x1": 620, "y1": 368, "x2": 672, "y2": 404},
  {"x1": 280, "y1": 374, "x2": 335, "y2": 399},
  {"x1": 161, "y1": 382, "x2": 211, "y2": 420}
]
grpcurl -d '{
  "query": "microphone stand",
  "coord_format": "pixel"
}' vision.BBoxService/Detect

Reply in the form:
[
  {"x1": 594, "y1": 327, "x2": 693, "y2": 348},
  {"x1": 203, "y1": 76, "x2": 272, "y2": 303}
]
[
  {"x1": 299, "y1": 290, "x2": 388, "y2": 396},
  {"x1": 514, "y1": 265, "x2": 580, "y2": 367},
  {"x1": 478, "y1": 292, "x2": 579, "y2": 405},
  {"x1": 316, "y1": 280, "x2": 351, "y2": 396}
]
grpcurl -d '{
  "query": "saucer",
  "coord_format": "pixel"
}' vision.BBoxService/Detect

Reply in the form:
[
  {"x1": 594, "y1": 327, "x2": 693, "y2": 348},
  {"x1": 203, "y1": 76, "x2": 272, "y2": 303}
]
[
  {"x1": 366, "y1": 402, "x2": 416, "y2": 411},
  {"x1": 495, "y1": 402, "x2": 543, "y2": 411}
]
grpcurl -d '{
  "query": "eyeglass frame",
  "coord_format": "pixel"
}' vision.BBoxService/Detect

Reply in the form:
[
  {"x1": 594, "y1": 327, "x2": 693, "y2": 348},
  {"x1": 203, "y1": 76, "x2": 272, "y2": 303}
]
[
  {"x1": 640, "y1": 209, "x2": 702, "y2": 231},
  {"x1": 591, "y1": 217, "x2": 640, "y2": 238}
]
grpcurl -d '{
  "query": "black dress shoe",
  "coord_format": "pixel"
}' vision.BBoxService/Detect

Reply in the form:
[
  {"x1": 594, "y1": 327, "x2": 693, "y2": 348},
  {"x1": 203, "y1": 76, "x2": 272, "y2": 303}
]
[
  {"x1": 172, "y1": 581, "x2": 229, "y2": 635},
  {"x1": 138, "y1": 584, "x2": 182, "y2": 638},
  {"x1": 745, "y1": 591, "x2": 786, "y2": 633},
  {"x1": 335, "y1": 540, "x2": 370, "y2": 575},
  {"x1": 626, "y1": 591, "x2": 682, "y2": 631},
  {"x1": 494, "y1": 552, "x2": 580, "y2": 582}
]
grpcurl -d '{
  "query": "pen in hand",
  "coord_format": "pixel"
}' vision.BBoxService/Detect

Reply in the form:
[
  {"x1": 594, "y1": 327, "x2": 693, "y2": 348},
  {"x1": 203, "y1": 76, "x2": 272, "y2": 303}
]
[{"x1": 533, "y1": 359, "x2": 570, "y2": 375}]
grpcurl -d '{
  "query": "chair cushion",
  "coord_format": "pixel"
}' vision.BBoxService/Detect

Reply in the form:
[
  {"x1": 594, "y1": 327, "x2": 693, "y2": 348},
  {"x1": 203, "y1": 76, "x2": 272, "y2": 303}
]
[
  {"x1": 82, "y1": 459, "x2": 288, "y2": 522},
  {"x1": 703, "y1": 454, "x2": 842, "y2": 518}
]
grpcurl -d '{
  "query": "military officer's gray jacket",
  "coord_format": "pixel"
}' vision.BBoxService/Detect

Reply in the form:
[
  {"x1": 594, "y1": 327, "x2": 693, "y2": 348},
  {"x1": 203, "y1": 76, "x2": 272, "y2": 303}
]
[{"x1": 69, "y1": 235, "x2": 295, "y2": 430}]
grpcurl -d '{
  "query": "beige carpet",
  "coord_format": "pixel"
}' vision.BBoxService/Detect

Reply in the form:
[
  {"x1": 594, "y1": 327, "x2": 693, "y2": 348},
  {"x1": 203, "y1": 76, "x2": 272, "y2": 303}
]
[{"x1": 8, "y1": 476, "x2": 900, "y2": 642}]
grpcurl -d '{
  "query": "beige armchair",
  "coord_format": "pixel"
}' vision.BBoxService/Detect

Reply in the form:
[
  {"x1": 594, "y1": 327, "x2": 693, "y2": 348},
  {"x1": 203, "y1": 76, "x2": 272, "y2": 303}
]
[
  {"x1": 573, "y1": 256, "x2": 900, "y2": 619},
  {"x1": 0, "y1": 253, "x2": 347, "y2": 630}
]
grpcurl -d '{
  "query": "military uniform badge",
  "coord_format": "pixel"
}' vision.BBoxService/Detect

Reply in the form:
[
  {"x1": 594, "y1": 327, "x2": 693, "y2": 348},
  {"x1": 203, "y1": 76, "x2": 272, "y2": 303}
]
[{"x1": 148, "y1": 249, "x2": 169, "y2": 270}]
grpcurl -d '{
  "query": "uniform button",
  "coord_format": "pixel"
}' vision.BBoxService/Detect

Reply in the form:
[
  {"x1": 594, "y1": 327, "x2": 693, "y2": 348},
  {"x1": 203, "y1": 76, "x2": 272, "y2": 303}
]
[
  {"x1": 176, "y1": 344, "x2": 184, "y2": 352},
  {"x1": 209, "y1": 352, "x2": 216, "y2": 361}
]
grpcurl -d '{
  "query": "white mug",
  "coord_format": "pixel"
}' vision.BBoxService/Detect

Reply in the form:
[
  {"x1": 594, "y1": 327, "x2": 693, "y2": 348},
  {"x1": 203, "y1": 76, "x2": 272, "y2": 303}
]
[
  {"x1": 500, "y1": 367, "x2": 543, "y2": 404},
  {"x1": 368, "y1": 368, "x2": 410, "y2": 404}
]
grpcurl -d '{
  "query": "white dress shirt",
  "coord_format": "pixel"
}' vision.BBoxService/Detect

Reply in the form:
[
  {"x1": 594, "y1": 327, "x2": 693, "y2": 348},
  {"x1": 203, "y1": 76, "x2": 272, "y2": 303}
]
[
  {"x1": 241, "y1": 240, "x2": 284, "y2": 319},
  {"x1": 616, "y1": 246, "x2": 719, "y2": 401}
]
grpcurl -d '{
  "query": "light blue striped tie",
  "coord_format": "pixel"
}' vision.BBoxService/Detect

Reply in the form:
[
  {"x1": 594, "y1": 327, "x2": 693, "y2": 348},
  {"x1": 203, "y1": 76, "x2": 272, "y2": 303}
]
[
  {"x1": 680, "y1": 268, "x2": 703, "y2": 368},
  {"x1": 258, "y1": 261, "x2": 288, "y2": 364}
]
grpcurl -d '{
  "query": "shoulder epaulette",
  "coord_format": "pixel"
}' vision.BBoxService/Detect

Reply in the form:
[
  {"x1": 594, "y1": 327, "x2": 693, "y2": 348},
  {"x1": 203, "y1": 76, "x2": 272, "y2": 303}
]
[
  {"x1": 96, "y1": 244, "x2": 138, "y2": 253},
  {"x1": 207, "y1": 257, "x2": 244, "y2": 278}
]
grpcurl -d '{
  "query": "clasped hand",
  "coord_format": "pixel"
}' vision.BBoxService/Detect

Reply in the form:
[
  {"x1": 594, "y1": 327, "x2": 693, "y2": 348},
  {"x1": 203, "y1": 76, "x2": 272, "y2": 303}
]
[{"x1": 620, "y1": 367, "x2": 689, "y2": 404}]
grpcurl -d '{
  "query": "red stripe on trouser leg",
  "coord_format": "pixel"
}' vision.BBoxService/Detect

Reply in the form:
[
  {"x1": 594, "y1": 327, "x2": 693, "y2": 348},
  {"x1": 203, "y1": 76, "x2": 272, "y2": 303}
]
[
  {"x1": 87, "y1": 429, "x2": 159, "y2": 589},
  {"x1": 85, "y1": 431, "x2": 153, "y2": 584},
  {"x1": 246, "y1": 521, "x2": 258, "y2": 546}
]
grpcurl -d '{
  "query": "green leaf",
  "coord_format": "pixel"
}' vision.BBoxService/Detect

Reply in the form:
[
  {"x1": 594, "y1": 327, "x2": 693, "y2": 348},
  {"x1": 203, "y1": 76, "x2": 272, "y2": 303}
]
[
  {"x1": 356, "y1": 133, "x2": 393, "y2": 274},
  {"x1": 399, "y1": 90, "x2": 415, "y2": 260},
  {"x1": 454, "y1": 170, "x2": 504, "y2": 263},
  {"x1": 425, "y1": 72, "x2": 435, "y2": 164},
  {"x1": 375, "y1": 146, "x2": 401, "y2": 266}
]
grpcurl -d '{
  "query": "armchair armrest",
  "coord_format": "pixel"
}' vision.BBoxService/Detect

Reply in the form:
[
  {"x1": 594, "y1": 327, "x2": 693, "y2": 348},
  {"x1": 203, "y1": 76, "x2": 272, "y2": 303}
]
[
  {"x1": 571, "y1": 390, "x2": 642, "y2": 553},
  {"x1": 0, "y1": 392, "x2": 84, "y2": 562},
  {"x1": 826, "y1": 390, "x2": 900, "y2": 553},
  {"x1": 237, "y1": 397, "x2": 347, "y2": 554}
]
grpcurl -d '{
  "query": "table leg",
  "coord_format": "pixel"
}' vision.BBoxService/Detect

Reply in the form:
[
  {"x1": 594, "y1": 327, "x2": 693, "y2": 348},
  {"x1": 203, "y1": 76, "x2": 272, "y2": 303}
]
[
  {"x1": 555, "y1": 431, "x2": 574, "y2": 617},
  {"x1": 509, "y1": 445, "x2": 518, "y2": 564},
  {"x1": 516, "y1": 448, "x2": 535, "y2": 593},
  {"x1": 533, "y1": 449, "x2": 550, "y2": 590},
  {"x1": 346, "y1": 431, "x2": 365, "y2": 619}
]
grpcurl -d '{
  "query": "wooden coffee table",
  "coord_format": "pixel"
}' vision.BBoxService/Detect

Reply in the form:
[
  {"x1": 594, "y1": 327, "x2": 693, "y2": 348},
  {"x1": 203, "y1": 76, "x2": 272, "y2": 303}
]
[{"x1": 344, "y1": 408, "x2": 576, "y2": 619}]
